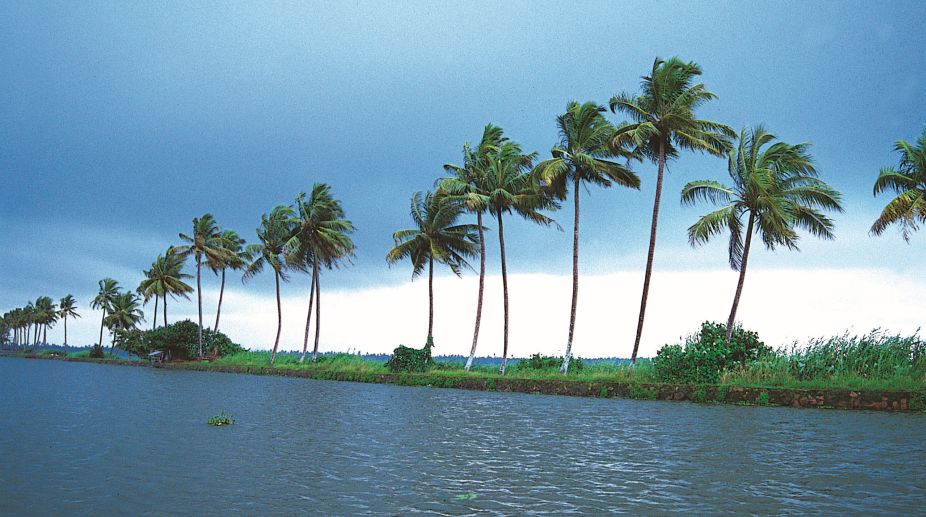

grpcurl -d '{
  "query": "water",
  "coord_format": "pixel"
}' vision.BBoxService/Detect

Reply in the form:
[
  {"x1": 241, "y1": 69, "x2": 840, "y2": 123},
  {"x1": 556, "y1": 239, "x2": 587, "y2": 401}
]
[{"x1": 1, "y1": 358, "x2": 924, "y2": 515}]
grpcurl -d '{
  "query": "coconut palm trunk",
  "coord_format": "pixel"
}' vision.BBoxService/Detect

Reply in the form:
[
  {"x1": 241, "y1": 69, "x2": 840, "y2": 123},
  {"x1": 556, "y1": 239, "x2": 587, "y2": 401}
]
[
  {"x1": 63, "y1": 316, "x2": 69, "y2": 346},
  {"x1": 152, "y1": 297, "x2": 158, "y2": 330},
  {"x1": 561, "y1": 175, "x2": 582, "y2": 373},
  {"x1": 300, "y1": 264, "x2": 317, "y2": 363},
  {"x1": 631, "y1": 141, "x2": 666, "y2": 364},
  {"x1": 312, "y1": 266, "x2": 321, "y2": 362},
  {"x1": 427, "y1": 254, "x2": 434, "y2": 340},
  {"x1": 163, "y1": 294, "x2": 167, "y2": 327},
  {"x1": 270, "y1": 270, "x2": 283, "y2": 365},
  {"x1": 214, "y1": 268, "x2": 226, "y2": 332},
  {"x1": 196, "y1": 253, "x2": 204, "y2": 359},
  {"x1": 98, "y1": 312, "x2": 105, "y2": 347},
  {"x1": 464, "y1": 212, "x2": 486, "y2": 372},
  {"x1": 497, "y1": 210, "x2": 511, "y2": 374},
  {"x1": 726, "y1": 212, "x2": 755, "y2": 342}
]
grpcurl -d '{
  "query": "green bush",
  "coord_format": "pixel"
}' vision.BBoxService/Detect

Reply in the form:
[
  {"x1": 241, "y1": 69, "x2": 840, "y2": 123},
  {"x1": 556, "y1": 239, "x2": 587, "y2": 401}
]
[
  {"x1": 653, "y1": 321, "x2": 770, "y2": 384},
  {"x1": 386, "y1": 337, "x2": 434, "y2": 372},
  {"x1": 89, "y1": 344, "x2": 105, "y2": 358},
  {"x1": 513, "y1": 354, "x2": 583, "y2": 373},
  {"x1": 116, "y1": 320, "x2": 244, "y2": 360}
]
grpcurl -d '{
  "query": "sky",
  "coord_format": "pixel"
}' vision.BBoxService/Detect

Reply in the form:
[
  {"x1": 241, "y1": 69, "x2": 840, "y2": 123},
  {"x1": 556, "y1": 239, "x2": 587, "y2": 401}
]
[{"x1": 2, "y1": 1, "x2": 925, "y2": 358}]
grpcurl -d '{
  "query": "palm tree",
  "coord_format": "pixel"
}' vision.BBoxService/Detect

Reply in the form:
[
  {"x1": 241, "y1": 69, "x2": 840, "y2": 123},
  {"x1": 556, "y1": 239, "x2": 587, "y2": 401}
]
[
  {"x1": 870, "y1": 130, "x2": 926, "y2": 240},
  {"x1": 289, "y1": 184, "x2": 356, "y2": 363},
  {"x1": 170, "y1": 214, "x2": 234, "y2": 359},
  {"x1": 481, "y1": 139, "x2": 557, "y2": 374},
  {"x1": 683, "y1": 126, "x2": 843, "y2": 341},
  {"x1": 610, "y1": 57, "x2": 735, "y2": 363},
  {"x1": 33, "y1": 296, "x2": 57, "y2": 350},
  {"x1": 386, "y1": 191, "x2": 479, "y2": 343},
  {"x1": 104, "y1": 291, "x2": 144, "y2": 354},
  {"x1": 243, "y1": 205, "x2": 297, "y2": 366},
  {"x1": 91, "y1": 278, "x2": 119, "y2": 348},
  {"x1": 439, "y1": 124, "x2": 504, "y2": 371},
  {"x1": 58, "y1": 294, "x2": 79, "y2": 346},
  {"x1": 211, "y1": 230, "x2": 250, "y2": 334},
  {"x1": 533, "y1": 101, "x2": 641, "y2": 373},
  {"x1": 138, "y1": 253, "x2": 194, "y2": 329}
]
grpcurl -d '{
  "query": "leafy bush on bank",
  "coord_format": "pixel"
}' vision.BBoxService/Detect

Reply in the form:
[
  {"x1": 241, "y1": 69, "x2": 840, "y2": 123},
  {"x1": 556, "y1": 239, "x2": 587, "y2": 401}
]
[
  {"x1": 653, "y1": 321, "x2": 770, "y2": 384},
  {"x1": 386, "y1": 337, "x2": 434, "y2": 372},
  {"x1": 117, "y1": 320, "x2": 244, "y2": 360},
  {"x1": 514, "y1": 353, "x2": 584, "y2": 373}
]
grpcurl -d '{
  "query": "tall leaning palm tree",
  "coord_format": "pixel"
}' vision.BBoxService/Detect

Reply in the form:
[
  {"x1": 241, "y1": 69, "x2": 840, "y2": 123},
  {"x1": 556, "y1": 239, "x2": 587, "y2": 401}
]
[
  {"x1": 170, "y1": 214, "x2": 234, "y2": 359},
  {"x1": 138, "y1": 253, "x2": 194, "y2": 329},
  {"x1": 289, "y1": 184, "x2": 356, "y2": 363},
  {"x1": 211, "y1": 230, "x2": 250, "y2": 333},
  {"x1": 683, "y1": 126, "x2": 843, "y2": 341},
  {"x1": 533, "y1": 101, "x2": 641, "y2": 373},
  {"x1": 482, "y1": 139, "x2": 558, "y2": 374},
  {"x1": 243, "y1": 205, "x2": 297, "y2": 366},
  {"x1": 58, "y1": 294, "x2": 79, "y2": 346},
  {"x1": 870, "y1": 130, "x2": 926, "y2": 241},
  {"x1": 33, "y1": 296, "x2": 57, "y2": 349},
  {"x1": 91, "y1": 278, "x2": 119, "y2": 348},
  {"x1": 439, "y1": 124, "x2": 505, "y2": 371},
  {"x1": 610, "y1": 57, "x2": 734, "y2": 363},
  {"x1": 386, "y1": 191, "x2": 479, "y2": 344}
]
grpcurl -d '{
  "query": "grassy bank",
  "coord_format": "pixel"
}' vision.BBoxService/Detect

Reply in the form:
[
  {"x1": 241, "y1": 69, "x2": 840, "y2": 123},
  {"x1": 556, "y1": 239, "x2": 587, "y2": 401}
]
[{"x1": 6, "y1": 342, "x2": 925, "y2": 412}]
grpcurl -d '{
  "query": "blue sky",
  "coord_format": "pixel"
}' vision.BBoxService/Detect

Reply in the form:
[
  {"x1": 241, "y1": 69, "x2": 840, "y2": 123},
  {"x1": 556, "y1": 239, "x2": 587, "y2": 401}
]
[{"x1": 2, "y1": 1, "x2": 925, "y2": 354}]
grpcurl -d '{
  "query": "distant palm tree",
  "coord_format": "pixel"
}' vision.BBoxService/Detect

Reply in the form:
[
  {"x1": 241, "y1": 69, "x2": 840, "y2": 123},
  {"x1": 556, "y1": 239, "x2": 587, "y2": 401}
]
[
  {"x1": 243, "y1": 205, "x2": 298, "y2": 366},
  {"x1": 211, "y1": 230, "x2": 250, "y2": 334},
  {"x1": 610, "y1": 57, "x2": 734, "y2": 363},
  {"x1": 33, "y1": 296, "x2": 57, "y2": 350},
  {"x1": 386, "y1": 191, "x2": 479, "y2": 343},
  {"x1": 482, "y1": 139, "x2": 558, "y2": 374},
  {"x1": 683, "y1": 126, "x2": 843, "y2": 341},
  {"x1": 870, "y1": 130, "x2": 926, "y2": 241},
  {"x1": 289, "y1": 184, "x2": 356, "y2": 363},
  {"x1": 439, "y1": 124, "x2": 504, "y2": 371},
  {"x1": 533, "y1": 101, "x2": 641, "y2": 373},
  {"x1": 138, "y1": 253, "x2": 194, "y2": 328},
  {"x1": 23, "y1": 302, "x2": 34, "y2": 347},
  {"x1": 91, "y1": 278, "x2": 119, "y2": 348},
  {"x1": 58, "y1": 294, "x2": 79, "y2": 346},
  {"x1": 104, "y1": 291, "x2": 144, "y2": 354},
  {"x1": 170, "y1": 214, "x2": 234, "y2": 359}
]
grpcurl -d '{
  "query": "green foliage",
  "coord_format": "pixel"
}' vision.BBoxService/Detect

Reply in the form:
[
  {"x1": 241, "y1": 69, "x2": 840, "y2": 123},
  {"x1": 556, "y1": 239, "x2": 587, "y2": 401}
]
[
  {"x1": 627, "y1": 385, "x2": 657, "y2": 400},
  {"x1": 756, "y1": 392, "x2": 770, "y2": 406},
  {"x1": 693, "y1": 385, "x2": 708, "y2": 403},
  {"x1": 910, "y1": 391, "x2": 926, "y2": 411},
  {"x1": 653, "y1": 322, "x2": 770, "y2": 384},
  {"x1": 116, "y1": 320, "x2": 244, "y2": 360},
  {"x1": 208, "y1": 411, "x2": 234, "y2": 426},
  {"x1": 783, "y1": 331, "x2": 926, "y2": 381},
  {"x1": 514, "y1": 354, "x2": 584, "y2": 373},
  {"x1": 386, "y1": 337, "x2": 435, "y2": 373},
  {"x1": 89, "y1": 344, "x2": 105, "y2": 358},
  {"x1": 715, "y1": 385, "x2": 729, "y2": 402}
]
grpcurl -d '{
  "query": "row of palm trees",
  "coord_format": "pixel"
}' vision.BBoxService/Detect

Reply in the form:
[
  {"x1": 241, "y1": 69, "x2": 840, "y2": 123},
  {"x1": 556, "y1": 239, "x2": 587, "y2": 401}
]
[
  {"x1": 3, "y1": 56, "x2": 922, "y2": 373},
  {"x1": 387, "y1": 57, "x2": 850, "y2": 373},
  {"x1": 2, "y1": 295, "x2": 80, "y2": 350}
]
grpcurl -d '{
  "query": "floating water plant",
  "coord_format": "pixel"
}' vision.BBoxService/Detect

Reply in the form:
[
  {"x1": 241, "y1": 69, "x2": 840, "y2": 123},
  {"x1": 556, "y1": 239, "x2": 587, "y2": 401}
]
[{"x1": 208, "y1": 411, "x2": 234, "y2": 426}]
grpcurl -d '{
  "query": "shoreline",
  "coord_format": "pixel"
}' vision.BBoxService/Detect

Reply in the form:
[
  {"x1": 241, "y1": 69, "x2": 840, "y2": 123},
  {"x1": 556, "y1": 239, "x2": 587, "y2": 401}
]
[{"x1": 4, "y1": 353, "x2": 923, "y2": 412}]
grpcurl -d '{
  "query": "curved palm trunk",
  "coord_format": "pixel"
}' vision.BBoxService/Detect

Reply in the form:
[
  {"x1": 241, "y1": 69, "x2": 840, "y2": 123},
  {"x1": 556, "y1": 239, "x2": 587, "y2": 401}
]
[
  {"x1": 427, "y1": 255, "x2": 434, "y2": 340},
  {"x1": 270, "y1": 270, "x2": 283, "y2": 366},
  {"x1": 561, "y1": 175, "x2": 581, "y2": 374},
  {"x1": 152, "y1": 297, "x2": 158, "y2": 331},
  {"x1": 196, "y1": 253, "x2": 204, "y2": 359},
  {"x1": 214, "y1": 268, "x2": 226, "y2": 333},
  {"x1": 312, "y1": 267, "x2": 321, "y2": 362},
  {"x1": 498, "y1": 211, "x2": 511, "y2": 375},
  {"x1": 63, "y1": 316, "x2": 68, "y2": 346},
  {"x1": 726, "y1": 212, "x2": 755, "y2": 342},
  {"x1": 300, "y1": 263, "x2": 317, "y2": 363},
  {"x1": 631, "y1": 141, "x2": 666, "y2": 364},
  {"x1": 98, "y1": 312, "x2": 105, "y2": 347},
  {"x1": 464, "y1": 212, "x2": 486, "y2": 372}
]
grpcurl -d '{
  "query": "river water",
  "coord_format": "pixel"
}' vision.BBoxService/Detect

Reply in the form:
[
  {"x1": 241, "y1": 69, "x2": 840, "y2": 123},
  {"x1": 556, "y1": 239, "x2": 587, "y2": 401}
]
[{"x1": 1, "y1": 358, "x2": 924, "y2": 515}]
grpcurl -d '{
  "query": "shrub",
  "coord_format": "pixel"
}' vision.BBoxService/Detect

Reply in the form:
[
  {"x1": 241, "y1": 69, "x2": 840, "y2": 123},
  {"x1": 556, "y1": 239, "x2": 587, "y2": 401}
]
[
  {"x1": 653, "y1": 321, "x2": 770, "y2": 384},
  {"x1": 513, "y1": 354, "x2": 583, "y2": 373},
  {"x1": 116, "y1": 320, "x2": 244, "y2": 360},
  {"x1": 386, "y1": 337, "x2": 434, "y2": 372},
  {"x1": 89, "y1": 344, "x2": 105, "y2": 358}
]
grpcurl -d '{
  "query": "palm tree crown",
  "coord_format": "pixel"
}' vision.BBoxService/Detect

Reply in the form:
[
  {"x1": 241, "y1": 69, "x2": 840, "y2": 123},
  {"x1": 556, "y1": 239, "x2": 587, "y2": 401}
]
[{"x1": 870, "y1": 130, "x2": 926, "y2": 241}]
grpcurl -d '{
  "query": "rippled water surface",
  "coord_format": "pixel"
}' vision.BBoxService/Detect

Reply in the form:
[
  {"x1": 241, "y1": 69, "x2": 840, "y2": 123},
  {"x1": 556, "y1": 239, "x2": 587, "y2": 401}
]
[{"x1": 1, "y1": 358, "x2": 925, "y2": 515}]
